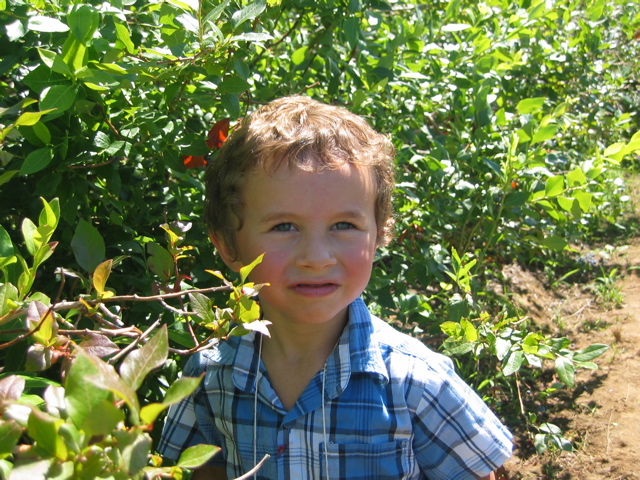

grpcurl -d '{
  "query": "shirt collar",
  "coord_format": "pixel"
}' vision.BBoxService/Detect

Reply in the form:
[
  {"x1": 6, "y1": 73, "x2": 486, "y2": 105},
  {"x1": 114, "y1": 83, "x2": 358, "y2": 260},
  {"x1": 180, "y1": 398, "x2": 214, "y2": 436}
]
[{"x1": 229, "y1": 297, "x2": 389, "y2": 395}]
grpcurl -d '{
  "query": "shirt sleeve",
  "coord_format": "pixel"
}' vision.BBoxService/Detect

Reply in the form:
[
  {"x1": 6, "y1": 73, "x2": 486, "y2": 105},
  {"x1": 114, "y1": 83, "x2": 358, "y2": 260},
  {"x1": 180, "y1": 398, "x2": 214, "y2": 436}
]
[
  {"x1": 411, "y1": 355, "x2": 513, "y2": 479},
  {"x1": 157, "y1": 353, "x2": 225, "y2": 467}
]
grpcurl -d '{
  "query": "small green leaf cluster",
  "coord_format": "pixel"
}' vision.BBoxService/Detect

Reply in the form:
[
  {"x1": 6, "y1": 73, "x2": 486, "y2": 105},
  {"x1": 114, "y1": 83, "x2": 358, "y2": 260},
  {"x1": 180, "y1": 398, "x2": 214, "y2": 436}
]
[
  {"x1": 0, "y1": 326, "x2": 219, "y2": 480},
  {"x1": 0, "y1": 199, "x2": 266, "y2": 478}
]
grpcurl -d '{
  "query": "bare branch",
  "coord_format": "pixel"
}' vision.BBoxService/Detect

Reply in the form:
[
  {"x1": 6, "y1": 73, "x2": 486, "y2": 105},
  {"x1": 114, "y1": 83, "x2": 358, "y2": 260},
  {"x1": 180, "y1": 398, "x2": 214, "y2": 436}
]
[{"x1": 232, "y1": 454, "x2": 271, "y2": 480}]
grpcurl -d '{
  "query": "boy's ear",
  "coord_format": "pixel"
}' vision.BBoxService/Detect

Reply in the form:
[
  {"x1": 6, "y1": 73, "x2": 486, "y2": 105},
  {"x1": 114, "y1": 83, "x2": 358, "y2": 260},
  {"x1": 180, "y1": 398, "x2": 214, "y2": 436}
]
[{"x1": 208, "y1": 232, "x2": 242, "y2": 272}]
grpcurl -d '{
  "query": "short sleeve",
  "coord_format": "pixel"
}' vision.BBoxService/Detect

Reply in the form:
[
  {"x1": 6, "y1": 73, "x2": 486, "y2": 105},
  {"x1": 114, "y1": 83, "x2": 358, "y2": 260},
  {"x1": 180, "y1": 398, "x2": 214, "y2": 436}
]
[
  {"x1": 411, "y1": 357, "x2": 513, "y2": 479},
  {"x1": 157, "y1": 354, "x2": 224, "y2": 467}
]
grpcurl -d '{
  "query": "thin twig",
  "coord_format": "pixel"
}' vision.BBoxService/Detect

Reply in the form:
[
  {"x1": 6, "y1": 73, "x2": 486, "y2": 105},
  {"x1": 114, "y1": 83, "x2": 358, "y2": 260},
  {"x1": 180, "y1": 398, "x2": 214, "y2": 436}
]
[
  {"x1": 99, "y1": 303, "x2": 125, "y2": 327},
  {"x1": 0, "y1": 304, "x2": 55, "y2": 350},
  {"x1": 232, "y1": 454, "x2": 270, "y2": 480},
  {"x1": 108, "y1": 316, "x2": 163, "y2": 364},
  {"x1": 0, "y1": 285, "x2": 231, "y2": 325}
]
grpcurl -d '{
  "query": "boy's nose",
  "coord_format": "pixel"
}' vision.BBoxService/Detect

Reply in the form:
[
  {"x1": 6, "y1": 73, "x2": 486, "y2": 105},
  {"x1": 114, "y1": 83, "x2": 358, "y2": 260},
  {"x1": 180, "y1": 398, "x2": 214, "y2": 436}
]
[{"x1": 296, "y1": 234, "x2": 337, "y2": 269}]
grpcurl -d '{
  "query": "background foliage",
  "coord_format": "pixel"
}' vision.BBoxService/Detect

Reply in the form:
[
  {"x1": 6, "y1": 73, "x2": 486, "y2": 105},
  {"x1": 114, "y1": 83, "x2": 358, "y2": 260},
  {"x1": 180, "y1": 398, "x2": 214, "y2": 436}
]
[{"x1": 1, "y1": 0, "x2": 639, "y2": 477}]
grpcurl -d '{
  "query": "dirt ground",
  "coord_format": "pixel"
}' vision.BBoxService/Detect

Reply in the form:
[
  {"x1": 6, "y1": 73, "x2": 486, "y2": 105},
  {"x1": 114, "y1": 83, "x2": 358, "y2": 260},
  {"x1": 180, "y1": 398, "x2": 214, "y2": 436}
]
[{"x1": 502, "y1": 182, "x2": 640, "y2": 479}]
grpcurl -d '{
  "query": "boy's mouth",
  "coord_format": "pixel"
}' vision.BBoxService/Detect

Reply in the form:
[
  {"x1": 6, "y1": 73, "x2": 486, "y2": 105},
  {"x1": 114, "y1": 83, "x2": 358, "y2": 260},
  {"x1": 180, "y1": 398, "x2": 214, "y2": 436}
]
[{"x1": 290, "y1": 283, "x2": 339, "y2": 297}]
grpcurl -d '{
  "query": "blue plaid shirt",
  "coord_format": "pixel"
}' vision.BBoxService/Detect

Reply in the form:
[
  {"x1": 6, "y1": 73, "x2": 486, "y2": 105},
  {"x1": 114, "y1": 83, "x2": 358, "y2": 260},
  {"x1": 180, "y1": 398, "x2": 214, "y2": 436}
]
[{"x1": 158, "y1": 298, "x2": 512, "y2": 479}]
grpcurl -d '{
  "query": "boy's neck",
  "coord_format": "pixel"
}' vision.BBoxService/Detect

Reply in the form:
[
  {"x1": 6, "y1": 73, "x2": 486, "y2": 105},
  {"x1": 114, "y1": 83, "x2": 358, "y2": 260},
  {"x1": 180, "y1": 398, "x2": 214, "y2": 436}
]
[
  {"x1": 259, "y1": 314, "x2": 347, "y2": 411},
  {"x1": 261, "y1": 313, "x2": 347, "y2": 364}
]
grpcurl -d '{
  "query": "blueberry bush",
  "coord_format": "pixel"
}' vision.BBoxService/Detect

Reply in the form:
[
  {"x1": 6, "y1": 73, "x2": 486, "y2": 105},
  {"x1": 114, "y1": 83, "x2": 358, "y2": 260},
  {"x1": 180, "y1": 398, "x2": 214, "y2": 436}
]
[{"x1": 1, "y1": 0, "x2": 639, "y2": 476}]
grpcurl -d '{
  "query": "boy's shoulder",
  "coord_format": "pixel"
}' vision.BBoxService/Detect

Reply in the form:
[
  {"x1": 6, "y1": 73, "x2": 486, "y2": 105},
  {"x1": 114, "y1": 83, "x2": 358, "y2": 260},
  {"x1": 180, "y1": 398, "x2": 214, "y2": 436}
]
[{"x1": 347, "y1": 299, "x2": 457, "y2": 383}]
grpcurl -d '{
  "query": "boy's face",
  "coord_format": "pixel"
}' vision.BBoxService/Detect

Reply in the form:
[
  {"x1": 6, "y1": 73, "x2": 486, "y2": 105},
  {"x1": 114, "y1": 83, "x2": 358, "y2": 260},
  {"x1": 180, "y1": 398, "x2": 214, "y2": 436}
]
[{"x1": 214, "y1": 162, "x2": 379, "y2": 330}]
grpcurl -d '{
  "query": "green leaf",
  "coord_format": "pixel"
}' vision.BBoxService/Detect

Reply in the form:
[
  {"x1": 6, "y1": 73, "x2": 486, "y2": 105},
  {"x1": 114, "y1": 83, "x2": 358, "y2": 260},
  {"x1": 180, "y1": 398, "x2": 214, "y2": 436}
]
[
  {"x1": 0, "y1": 420, "x2": 23, "y2": 459},
  {"x1": 502, "y1": 350, "x2": 524, "y2": 376},
  {"x1": 162, "y1": 375, "x2": 203, "y2": 405},
  {"x1": 120, "y1": 431, "x2": 151, "y2": 476},
  {"x1": 460, "y1": 318, "x2": 478, "y2": 342},
  {"x1": 94, "y1": 131, "x2": 111, "y2": 149},
  {"x1": 516, "y1": 97, "x2": 545, "y2": 114},
  {"x1": 541, "y1": 235, "x2": 568, "y2": 251},
  {"x1": 0, "y1": 282, "x2": 20, "y2": 318},
  {"x1": 71, "y1": 219, "x2": 105, "y2": 272},
  {"x1": 61, "y1": 35, "x2": 87, "y2": 72},
  {"x1": 440, "y1": 321, "x2": 461, "y2": 337},
  {"x1": 81, "y1": 398, "x2": 124, "y2": 437},
  {"x1": 573, "y1": 190, "x2": 592, "y2": 212},
  {"x1": 0, "y1": 170, "x2": 19, "y2": 187},
  {"x1": 147, "y1": 243, "x2": 174, "y2": 282},
  {"x1": 566, "y1": 167, "x2": 586, "y2": 187},
  {"x1": 531, "y1": 125, "x2": 557, "y2": 144},
  {"x1": 19, "y1": 148, "x2": 54, "y2": 176},
  {"x1": 555, "y1": 356, "x2": 575, "y2": 387},
  {"x1": 83, "y1": 353, "x2": 140, "y2": 418},
  {"x1": 544, "y1": 175, "x2": 564, "y2": 197},
  {"x1": 37, "y1": 197, "x2": 59, "y2": 237},
  {"x1": 603, "y1": 142, "x2": 625, "y2": 162},
  {"x1": 40, "y1": 85, "x2": 77, "y2": 114},
  {"x1": 291, "y1": 46, "x2": 308, "y2": 65},
  {"x1": 189, "y1": 292, "x2": 216, "y2": 324},
  {"x1": 177, "y1": 444, "x2": 221, "y2": 469},
  {"x1": 239, "y1": 254, "x2": 264, "y2": 284},
  {"x1": 115, "y1": 22, "x2": 136, "y2": 54},
  {"x1": 27, "y1": 15, "x2": 69, "y2": 33},
  {"x1": 119, "y1": 325, "x2": 168, "y2": 391},
  {"x1": 29, "y1": 301, "x2": 56, "y2": 346},
  {"x1": 65, "y1": 350, "x2": 110, "y2": 428},
  {"x1": 221, "y1": 93, "x2": 240, "y2": 119},
  {"x1": 67, "y1": 4, "x2": 100, "y2": 43},
  {"x1": 219, "y1": 75, "x2": 251, "y2": 94},
  {"x1": 557, "y1": 195, "x2": 577, "y2": 213},
  {"x1": 203, "y1": 0, "x2": 230, "y2": 24},
  {"x1": 37, "y1": 48, "x2": 73, "y2": 77},
  {"x1": 15, "y1": 109, "x2": 56, "y2": 127},
  {"x1": 28, "y1": 409, "x2": 68, "y2": 460},
  {"x1": 235, "y1": 295, "x2": 261, "y2": 323},
  {"x1": 140, "y1": 402, "x2": 167, "y2": 425},
  {"x1": 21, "y1": 217, "x2": 38, "y2": 255},
  {"x1": 231, "y1": 0, "x2": 266, "y2": 29},
  {"x1": 573, "y1": 344, "x2": 608, "y2": 362},
  {"x1": 32, "y1": 121, "x2": 51, "y2": 145},
  {"x1": 4, "y1": 458, "x2": 54, "y2": 479},
  {"x1": 92, "y1": 259, "x2": 113, "y2": 296},
  {"x1": 343, "y1": 17, "x2": 359, "y2": 49}
]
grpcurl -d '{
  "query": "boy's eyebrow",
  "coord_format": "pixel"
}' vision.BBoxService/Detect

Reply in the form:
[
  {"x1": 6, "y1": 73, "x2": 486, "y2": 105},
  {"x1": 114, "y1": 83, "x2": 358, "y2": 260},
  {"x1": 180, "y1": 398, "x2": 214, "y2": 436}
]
[{"x1": 259, "y1": 209, "x2": 369, "y2": 223}]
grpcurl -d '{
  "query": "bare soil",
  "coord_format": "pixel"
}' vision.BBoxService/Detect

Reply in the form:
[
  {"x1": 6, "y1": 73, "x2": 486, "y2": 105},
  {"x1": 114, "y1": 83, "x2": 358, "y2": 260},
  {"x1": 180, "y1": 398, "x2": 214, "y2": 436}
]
[{"x1": 503, "y1": 182, "x2": 640, "y2": 479}]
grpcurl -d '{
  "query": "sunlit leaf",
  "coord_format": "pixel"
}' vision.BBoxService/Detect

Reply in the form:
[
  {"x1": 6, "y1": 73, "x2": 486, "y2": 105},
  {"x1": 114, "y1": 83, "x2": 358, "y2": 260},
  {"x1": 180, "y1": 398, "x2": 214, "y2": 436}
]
[
  {"x1": 555, "y1": 356, "x2": 575, "y2": 387},
  {"x1": 119, "y1": 325, "x2": 168, "y2": 391},
  {"x1": 0, "y1": 375, "x2": 26, "y2": 402},
  {"x1": 177, "y1": 444, "x2": 221, "y2": 468},
  {"x1": 40, "y1": 85, "x2": 77, "y2": 113},
  {"x1": 27, "y1": 15, "x2": 69, "y2": 33},
  {"x1": 502, "y1": 350, "x2": 524, "y2": 376},
  {"x1": 516, "y1": 97, "x2": 545, "y2": 114},
  {"x1": 27, "y1": 409, "x2": 67, "y2": 460},
  {"x1": 239, "y1": 254, "x2": 264, "y2": 284},
  {"x1": 92, "y1": 259, "x2": 113, "y2": 296}
]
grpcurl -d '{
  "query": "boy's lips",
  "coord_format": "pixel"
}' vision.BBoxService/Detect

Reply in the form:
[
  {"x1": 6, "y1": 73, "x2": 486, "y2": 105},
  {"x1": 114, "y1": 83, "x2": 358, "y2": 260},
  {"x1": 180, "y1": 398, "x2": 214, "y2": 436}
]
[{"x1": 289, "y1": 282, "x2": 339, "y2": 297}]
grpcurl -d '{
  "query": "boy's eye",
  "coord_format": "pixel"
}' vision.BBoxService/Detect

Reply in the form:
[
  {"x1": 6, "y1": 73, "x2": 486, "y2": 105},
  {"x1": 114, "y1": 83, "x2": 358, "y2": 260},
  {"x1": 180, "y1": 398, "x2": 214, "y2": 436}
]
[
  {"x1": 272, "y1": 223, "x2": 296, "y2": 232},
  {"x1": 332, "y1": 222, "x2": 355, "y2": 230}
]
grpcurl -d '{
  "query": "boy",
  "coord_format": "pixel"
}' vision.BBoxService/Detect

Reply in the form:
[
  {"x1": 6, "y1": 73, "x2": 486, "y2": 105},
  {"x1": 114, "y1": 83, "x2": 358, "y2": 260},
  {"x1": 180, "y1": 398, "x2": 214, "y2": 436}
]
[{"x1": 158, "y1": 96, "x2": 513, "y2": 479}]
